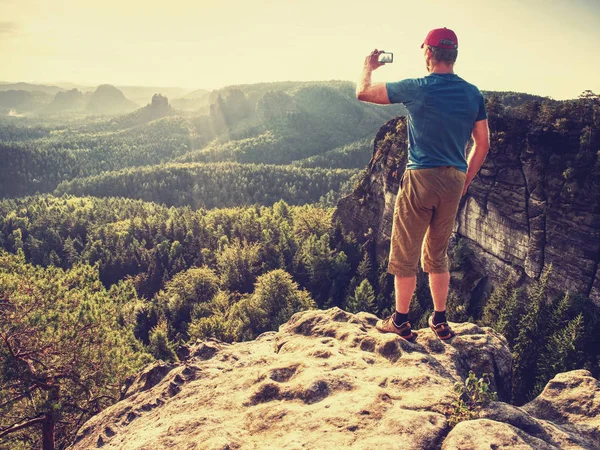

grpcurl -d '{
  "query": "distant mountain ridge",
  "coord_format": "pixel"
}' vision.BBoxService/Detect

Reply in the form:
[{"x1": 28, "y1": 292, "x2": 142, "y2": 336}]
[
  {"x1": 181, "y1": 88, "x2": 210, "y2": 99},
  {"x1": 0, "y1": 78, "x2": 569, "y2": 118},
  {"x1": 115, "y1": 86, "x2": 192, "y2": 105},
  {"x1": 0, "y1": 82, "x2": 65, "y2": 95},
  {"x1": 171, "y1": 89, "x2": 211, "y2": 112},
  {"x1": 0, "y1": 90, "x2": 53, "y2": 113},
  {"x1": 0, "y1": 82, "x2": 204, "y2": 114},
  {"x1": 0, "y1": 84, "x2": 140, "y2": 116}
]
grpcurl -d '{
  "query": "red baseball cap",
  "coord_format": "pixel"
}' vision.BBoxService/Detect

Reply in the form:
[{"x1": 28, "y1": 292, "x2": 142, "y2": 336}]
[{"x1": 421, "y1": 27, "x2": 458, "y2": 49}]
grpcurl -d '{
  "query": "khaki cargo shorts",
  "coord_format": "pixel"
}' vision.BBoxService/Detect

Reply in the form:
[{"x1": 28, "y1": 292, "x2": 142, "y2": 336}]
[{"x1": 387, "y1": 166, "x2": 466, "y2": 277}]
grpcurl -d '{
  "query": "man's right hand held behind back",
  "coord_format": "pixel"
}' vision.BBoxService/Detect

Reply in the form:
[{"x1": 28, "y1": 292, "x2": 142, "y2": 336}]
[{"x1": 463, "y1": 118, "x2": 490, "y2": 196}]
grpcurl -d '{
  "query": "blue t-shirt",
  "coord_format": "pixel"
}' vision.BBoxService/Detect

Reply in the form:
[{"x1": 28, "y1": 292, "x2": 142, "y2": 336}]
[{"x1": 386, "y1": 73, "x2": 487, "y2": 173}]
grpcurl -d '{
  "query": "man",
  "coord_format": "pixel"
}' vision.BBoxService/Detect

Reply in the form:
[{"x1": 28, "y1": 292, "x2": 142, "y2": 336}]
[{"x1": 356, "y1": 27, "x2": 490, "y2": 341}]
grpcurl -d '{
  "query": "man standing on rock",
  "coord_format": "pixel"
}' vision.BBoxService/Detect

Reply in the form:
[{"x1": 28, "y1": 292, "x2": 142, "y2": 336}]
[{"x1": 356, "y1": 27, "x2": 490, "y2": 341}]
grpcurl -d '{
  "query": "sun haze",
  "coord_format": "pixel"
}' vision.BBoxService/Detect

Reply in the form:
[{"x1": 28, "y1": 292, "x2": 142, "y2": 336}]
[{"x1": 1, "y1": 0, "x2": 598, "y2": 99}]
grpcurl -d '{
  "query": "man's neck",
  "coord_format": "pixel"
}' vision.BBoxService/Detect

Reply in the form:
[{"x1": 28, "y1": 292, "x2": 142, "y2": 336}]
[{"x1": 429, "y1": 64, "x2": 454, "y2": 74}]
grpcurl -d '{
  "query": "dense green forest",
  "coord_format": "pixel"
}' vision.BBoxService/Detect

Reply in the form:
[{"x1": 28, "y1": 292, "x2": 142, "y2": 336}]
[
  {"x1": 0, "y1": 117, "x2": 200, "y2": 197},
  {"x1": 0, "y1": 195, "x2": 364, "y2": 307},
  {"x1": 291, "y1": 138, "x2": 373, "y2": 169},
  {"x1": 1, "y1": 84, "x2": 599, "y2": 449},
  {"x1": 0, "y1": 81, "x2": 401, "y2": 201},
  {"x1": 54, "y1": 162, "x2": 360, "y2": 208}
]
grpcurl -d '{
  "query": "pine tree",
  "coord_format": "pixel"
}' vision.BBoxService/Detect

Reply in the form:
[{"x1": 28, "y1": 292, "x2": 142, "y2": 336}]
[
  {"x1": 148, "y1": 320, "x2": 177, "y2": 362},
  {"x1": 533, "y1": 314, "x2": 584, "y2": 396},
  {"x1": 216, "y1": 238, "x2": 261, "y2": 293},
  {"x1": 496, "y1": 288, "x2": 521, "y2": 344},
  {"x1": 63, "y1": 236, "x2": 80, "y2": 267},
  {"x1": 157, "y1": 266, "x2": 220, "y2": 340},
  {"x1": 294, "y1": 233, "x2": 350, "y2": 308},
  {"x1": 249, "y1": 269, "x2": 317, "y2": 334},
  {"x1": 0, "y1": 251, "x2": 151, "y2": 450},
  {"x1": 485, "y1": 94, "x2": 505, "y2": 126},
  {"x1": 446, "y1": 290, "x2": 468, "y2": 322},
  {"x1": 347, "y1": 279, "x2": 376, "y2": 314},
  {"x1": 357, "y1": 252, "x2": 372, "y2": 280},
  {"x1": 481, "y1": 279, "x2": 511, "y2": 328},
  {"x1": 538, "y1": 100, "x2": 557, "y2": 126},
  {"x1": 511, "y1": 267, "x2": 551, "y2": 403},
  {"x1": 549, "y1": 291, "x2": 573, "y2": 329}
]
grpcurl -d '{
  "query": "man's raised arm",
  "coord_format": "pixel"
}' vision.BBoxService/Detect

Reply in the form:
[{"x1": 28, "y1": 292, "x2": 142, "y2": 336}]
[
  {"x1": 356, "y1": 49, "x2": 391, "y2": 105},
  {"x1": 462, "y1": 118, "x2": 490, "y2": 195}
]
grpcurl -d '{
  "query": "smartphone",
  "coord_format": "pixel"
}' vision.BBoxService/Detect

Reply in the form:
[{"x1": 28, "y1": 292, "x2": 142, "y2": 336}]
[{"x1": 378, "y1": 52, "x2": 393, "y2": 64}]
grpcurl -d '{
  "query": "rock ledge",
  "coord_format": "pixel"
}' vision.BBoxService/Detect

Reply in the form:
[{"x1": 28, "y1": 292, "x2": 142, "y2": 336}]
[{"x1": 71, "y1": 307, "x2": 600, "y2": 450}]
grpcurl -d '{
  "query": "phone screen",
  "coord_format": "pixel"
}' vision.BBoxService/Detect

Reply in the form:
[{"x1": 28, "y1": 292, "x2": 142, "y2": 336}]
[{"x1": 378, "y1": 52, "x2": 393, "y2": 63}]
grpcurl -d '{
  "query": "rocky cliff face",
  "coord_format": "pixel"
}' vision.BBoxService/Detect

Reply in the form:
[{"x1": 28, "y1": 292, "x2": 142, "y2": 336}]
[
  {"x1": 70, "y1": 308, "x2": 599, "y2": 449},
  {"x1": 334, "y1": 115, "x2": 600, "y2": 303}
]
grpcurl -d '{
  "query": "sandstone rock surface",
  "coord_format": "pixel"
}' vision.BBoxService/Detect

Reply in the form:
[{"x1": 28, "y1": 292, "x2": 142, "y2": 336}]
[{"x1": 70, "y1": 308, "x2": 599, "y2": 449}]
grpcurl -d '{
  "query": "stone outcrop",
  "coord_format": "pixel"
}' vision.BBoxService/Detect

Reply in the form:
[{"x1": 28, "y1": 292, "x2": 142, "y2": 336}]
[
  {"x1": 71, "y1": 308, "x2": 599, "y2": 449},
  {"x1": 334, "y1": 116, "x2": 600, "y2": 303},
  {"x1": 47, "y1": 88, "x2": 85, "y2": 112},
  {"x1": 111, "y1": 94, "x2": 172, "y2": 128},
  {"x1": 150, "y1": 93, "x2": 170, "y2": 115},
  {"x1": 86, "y1": 84, "x2": 138, "y2": 115},
  {"x1": 445, "y1": 370, "x2": 600, "y2": 449}
]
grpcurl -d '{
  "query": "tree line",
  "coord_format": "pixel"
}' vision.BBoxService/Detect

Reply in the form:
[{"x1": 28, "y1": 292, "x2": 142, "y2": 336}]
[{"x1": 54, "y1": 162, "x2": 361, "y2": 209}]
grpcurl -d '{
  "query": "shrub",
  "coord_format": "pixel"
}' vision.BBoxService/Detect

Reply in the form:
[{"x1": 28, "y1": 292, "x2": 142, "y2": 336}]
[{"x1": 447, "y1": 371, "x2": 498, "y2": 428}]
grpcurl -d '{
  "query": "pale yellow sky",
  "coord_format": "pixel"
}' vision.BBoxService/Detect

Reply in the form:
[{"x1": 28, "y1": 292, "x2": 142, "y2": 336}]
[{"x1": 1, "y1": 0, "x2": 599, "y2": 99}]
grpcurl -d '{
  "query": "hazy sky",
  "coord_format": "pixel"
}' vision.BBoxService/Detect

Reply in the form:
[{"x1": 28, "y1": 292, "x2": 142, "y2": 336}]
[{"x1": 1, "y1": 0, "x2": 599, "y2": 99}]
